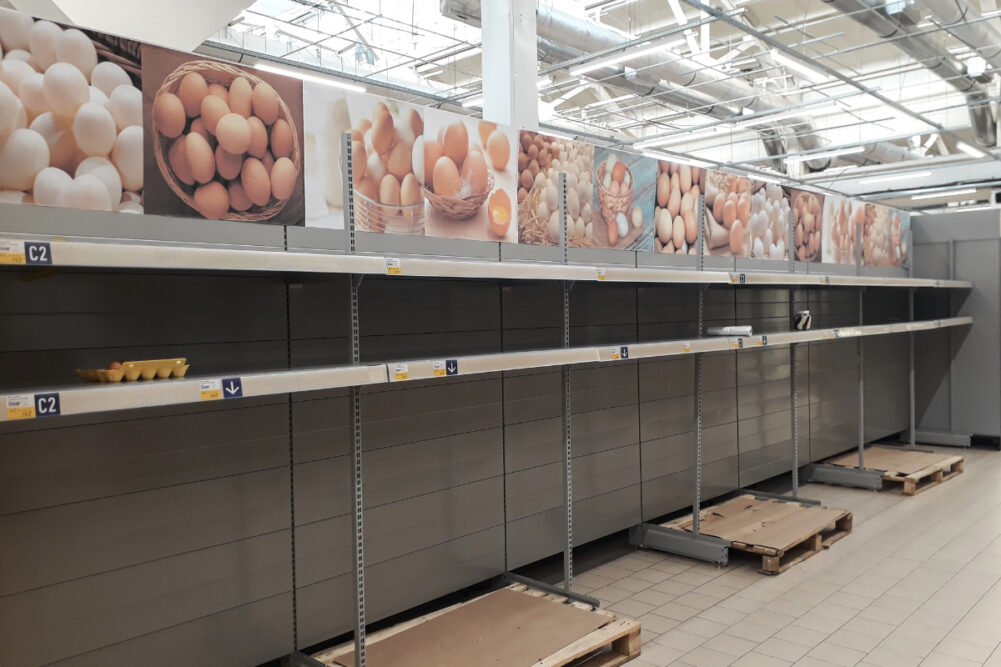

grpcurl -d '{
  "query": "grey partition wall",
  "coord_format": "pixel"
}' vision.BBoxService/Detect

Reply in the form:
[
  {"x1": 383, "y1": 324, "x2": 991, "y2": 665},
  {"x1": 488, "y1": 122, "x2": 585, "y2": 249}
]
[{"x1": 913, "y1": 210, "x2": 999, "y2": 439}]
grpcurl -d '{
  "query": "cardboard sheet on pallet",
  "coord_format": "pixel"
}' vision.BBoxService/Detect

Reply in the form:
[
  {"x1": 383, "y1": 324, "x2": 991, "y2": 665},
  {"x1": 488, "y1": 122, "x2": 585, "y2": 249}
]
[
  {"x1": 324, "y1": 588, "x2": 607, "y2": 667},
  {"x1": 675, "y1": 495, "x2": 848, "y2": 553},
  {"x1": 827, "y1": 446, "x2": 950, "y2": 474}
]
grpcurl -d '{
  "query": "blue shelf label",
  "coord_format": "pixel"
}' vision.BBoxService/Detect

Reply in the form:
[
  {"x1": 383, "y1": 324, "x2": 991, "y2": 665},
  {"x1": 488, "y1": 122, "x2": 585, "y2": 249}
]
[
  {"x1": 620, "y1": 346, "x2": 629, "y2": 359},
  {"x1": 222, "y1": 377, "x2": 243, "y2": 398},
  {"x1": 25, "y1": 242, "x2": 52, "y2": 266},
  {"x1": 445, "y1": 359, "x2": 459, "y2": 376},
  {"x1": 761, "y1": 335, "x2": 768, "y2": 345},
  {"x1": 34, "y1": 392, "x2": 60, "y2": 417}
]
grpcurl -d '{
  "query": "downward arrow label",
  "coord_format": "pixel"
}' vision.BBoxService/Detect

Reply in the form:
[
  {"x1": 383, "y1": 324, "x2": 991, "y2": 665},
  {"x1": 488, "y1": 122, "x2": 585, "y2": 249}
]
[{"x1": 221, "y1": 377, "x2": 243, "y2": 398}]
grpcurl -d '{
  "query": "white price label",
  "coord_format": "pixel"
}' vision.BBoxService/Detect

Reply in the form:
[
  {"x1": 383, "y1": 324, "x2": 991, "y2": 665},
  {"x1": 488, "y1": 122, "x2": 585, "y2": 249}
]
[
  {"x1": 432, "y1": 360, "x2": 446, "y2": 377},
  {"x1": 385, "y1": 258, "x2": 402, "y2": 275},
  {"x1": 608, "y1": 346, "x2": 620, "y2": 361},
  {"x1": 199, "y1": 379, "x2": 222, "y2": 401},
  {"x1": 5, "y1": 394, "x2": 34, "y2": 420},
  {"x1": 393, "y1": 363, "x2": 409, "y2": 381},
  {"x1": 682, "y1": 341, "x2": 692, "y2": 353},
  {"x1": 597, "y1": 268, "x2": 607, "y2": 281}
]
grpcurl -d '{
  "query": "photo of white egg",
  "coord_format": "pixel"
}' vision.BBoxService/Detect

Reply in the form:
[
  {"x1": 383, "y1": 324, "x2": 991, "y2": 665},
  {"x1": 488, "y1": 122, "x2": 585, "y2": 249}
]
[{"x1": 0, "y1": 9, "x2": 144, "y2": 213}]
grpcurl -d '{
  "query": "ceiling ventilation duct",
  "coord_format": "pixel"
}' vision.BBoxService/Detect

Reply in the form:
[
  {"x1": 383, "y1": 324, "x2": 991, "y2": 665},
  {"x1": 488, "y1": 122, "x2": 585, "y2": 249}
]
[
  {"x1": 913, "y1": 0, "x2": 1001, "y2": 74},
  {"x1": 820, "y1": 0, "x2": 997, "y2": 147},
  {"x1": 442, "y1": 0, "x2": 920, "y2": 171}
]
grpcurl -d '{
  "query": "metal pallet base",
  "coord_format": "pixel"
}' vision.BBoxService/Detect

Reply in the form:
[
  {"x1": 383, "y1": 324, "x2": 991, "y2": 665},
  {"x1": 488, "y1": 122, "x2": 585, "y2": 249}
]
[
  {"x1": 902, "y1": 430, "x2": 972, "y2": 448},
  {"x1": 629, "y1": 523, "x2": 729, "y2": 565},
  {"x1": 735, "y1": 488, "x2": 822, "y2": 506},
  {"x1": 807, "y1": 463, "x2": 884, "y2": 490},
  {"x1": 501, "y1": 572, "x2": 600, "y2": 608}
]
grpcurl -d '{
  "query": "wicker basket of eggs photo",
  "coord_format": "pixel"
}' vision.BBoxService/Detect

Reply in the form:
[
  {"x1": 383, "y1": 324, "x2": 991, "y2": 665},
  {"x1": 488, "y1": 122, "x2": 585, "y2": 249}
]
[
  {"x1": 595, "y1": 158, "x2": 633, "y2": 228},
  {"x1": 425, "y1": 122, "x2": 495, "y2": 220},
  {"x1": 151, "y1": 60, "x2": 301, "y2": 221}
]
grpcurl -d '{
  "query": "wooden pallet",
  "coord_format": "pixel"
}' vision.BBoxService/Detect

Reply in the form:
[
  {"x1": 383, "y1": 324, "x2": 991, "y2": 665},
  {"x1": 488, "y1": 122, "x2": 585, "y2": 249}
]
[
  {"x1": 826, "y1": 446, "x2": 964, "y2": 495},
  {"x1": 666, "y1": 495, "x2": 853, "y2": 575},
  {"x1": 313, "y1": 583, "x2": 642, "y2": 667},
  {"x1": 883, "y1": 456, "x2": 964, "y2": 495}
]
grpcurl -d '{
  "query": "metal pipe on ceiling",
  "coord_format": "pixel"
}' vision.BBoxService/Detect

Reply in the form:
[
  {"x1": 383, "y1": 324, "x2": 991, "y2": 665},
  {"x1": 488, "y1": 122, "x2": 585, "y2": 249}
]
[
  {"x1": 819, "y1": 0, "x2": 997, "y2": 147},
  {"x1": 913, "y1": 0, "x2": 1001, "y2": 71}
]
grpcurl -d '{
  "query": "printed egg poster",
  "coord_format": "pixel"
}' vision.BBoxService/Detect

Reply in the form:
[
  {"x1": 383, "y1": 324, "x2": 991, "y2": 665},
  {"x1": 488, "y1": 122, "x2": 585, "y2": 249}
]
[
  {"x1": 653, "y1": 160, "x2": 704, "y2": 256},
  {"x1": 0, "y1": 10, "x2": 144, "y2": 213},
  {"x1": 592, "y1": 148, "x2": 655, "y2": 251},
  {"x1": 422, "y1": 108, "x2": 518, "y2": 243},
  {"x1": 862, "y1": 204, "x2": 909, "y2": 267},
  {"x1": 141, "y1": 44, "x2": 304, "y2": 225},
  {"x1": 701, "y1": 170, "x2": 752, "y2": 257},
  {"x1": 303, "y1": 88, "x2": 425, "y2": 233},
  {"x1": 516, "y1": 132, "x2": 594, "y2": 247},
  {"x1": 822, "y1": 195, "x2": 860, "y2": 265},
  {"x1": 789, "y1": 188, "x2": 825, "y2": 262}
]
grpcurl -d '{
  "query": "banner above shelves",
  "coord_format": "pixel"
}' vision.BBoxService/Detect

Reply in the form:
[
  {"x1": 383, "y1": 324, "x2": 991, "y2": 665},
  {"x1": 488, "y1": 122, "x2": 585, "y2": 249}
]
[{"x1": 0, "y1": 7, "x2": 910, "y2": 269}]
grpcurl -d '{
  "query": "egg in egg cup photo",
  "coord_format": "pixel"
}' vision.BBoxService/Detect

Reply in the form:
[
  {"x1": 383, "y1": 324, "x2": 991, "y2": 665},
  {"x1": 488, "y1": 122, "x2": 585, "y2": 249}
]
[
  {"x1": 0, "y1": 9, "x2": 144, "y2": 214},
  {"x1": 422, "y1": 109, "x2": 519, "y2": 243},
  {"x1": 591, "y1": 148, "x2": 655, "y2": 251},
  {"x1": 142, "y1": 45, "x2": 304, "y2": 225}
]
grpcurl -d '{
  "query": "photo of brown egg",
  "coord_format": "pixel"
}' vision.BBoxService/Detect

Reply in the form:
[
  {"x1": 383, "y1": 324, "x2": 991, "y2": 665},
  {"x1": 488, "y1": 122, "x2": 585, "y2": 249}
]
[
  {"x1": 790, "y1": 189, "x2": 824, "y2": 262},
  {"x1": 862, "y1": 203, "x2": 909, "y2": 267},
  {"x1": 592, "y1": 148, "x2": 655, "y2": 251},
  {"x1": 822, "y1": 196, "x2": 860, "y2": 265},
  {"x1": 142, "y1": 45, "x2": 304, "y2": 224},
  {"x1": 422, "y1": 109, "x2": 518, "y2": 243}
]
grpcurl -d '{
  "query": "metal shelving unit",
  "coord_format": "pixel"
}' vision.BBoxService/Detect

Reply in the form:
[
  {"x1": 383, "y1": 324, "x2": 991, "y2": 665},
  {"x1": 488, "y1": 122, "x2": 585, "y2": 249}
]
[{"x1": 0, "y1": 155, "x2": 977, "y2": 665}]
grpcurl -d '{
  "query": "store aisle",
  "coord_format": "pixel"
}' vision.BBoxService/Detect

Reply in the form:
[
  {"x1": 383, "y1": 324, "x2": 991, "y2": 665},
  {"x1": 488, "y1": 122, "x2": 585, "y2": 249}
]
[{"x1": 570, "y1": 447, "x2": 1001, "y2": 666}]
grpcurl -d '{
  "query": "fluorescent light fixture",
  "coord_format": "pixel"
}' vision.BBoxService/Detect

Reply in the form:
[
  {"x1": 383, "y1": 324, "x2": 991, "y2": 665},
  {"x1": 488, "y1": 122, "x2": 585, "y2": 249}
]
[
  {"x1": 735, "y1": 105, "x2": 836, "y2": 127},
  {"x1": 747, "y1": 171, "x2": 783, "y2": 184},
  {"x1": 785, "y1": 146, "x2": 866, "y2": 163},
  {"x1": 462, "y1": 96, "x2": 483, "y2": 108},
  {"x1": 858, "y1": 170, "x2": 932, "y2": 185},
  {"x1": 570, "y1": 38, "x2": 684, "y2": 76},
  {"x1": 966, "y1": 55, "x2": 987, "y2": 77},
  {"x1": 634, "y1": 126, "x2": 732, "y2": 149},
  {"x1": 911, "y1": 188, "x2": 977, "y2": 201},
  {"x1": 543, "y1": 130, "x2": 574, "y2": 141},
  {"x1": 956, "y1": 141, "x2": 987, "y2": 158},
  {"x1": 584, "y1": 94, "x2": 633, "y2": 109},
  {"x1": 255, "y1": 63, "x2": 366, "y2": 93},
  {"x1": 642, "y1": 150, "x2": 714, "y2": 169},
  {"x1": 771, "y1": 49, "x2": 829, "y2": 84}
]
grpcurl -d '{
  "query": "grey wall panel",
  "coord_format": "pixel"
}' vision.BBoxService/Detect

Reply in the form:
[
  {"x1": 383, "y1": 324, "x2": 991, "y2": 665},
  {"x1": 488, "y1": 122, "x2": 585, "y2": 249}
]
[
  {"x1": 507, "y1": 508, "x2": 564, "y2": 570},
  {"x1": 48, "y1": 594, "x2": 293, "y2": 667},
  {"x1": 864, "y1": 333, "x2": 909, "y2": 442},
  {"x1": 1, "y1": 531, "x2": 291, "y2": 666},
  {"x1": 951, "y1": 240, "x2": 1000, "y2": 435},
  {"x1": 0, "y1": 468, "x2": 290, "y2": 597},
  {"x1": 297, "y1": 527, "x2": 505, "y2": 648},
  {"x1": 505, "y1": 417, "x2": 562, "y2": 472},
  {"x1": 0, "y1": 401, "x2": 288, "y2": 514}
]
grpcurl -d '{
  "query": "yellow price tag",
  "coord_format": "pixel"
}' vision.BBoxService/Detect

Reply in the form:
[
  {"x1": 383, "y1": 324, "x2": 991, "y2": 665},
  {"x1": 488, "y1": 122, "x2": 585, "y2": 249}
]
[
  {"x1": 393, "y1": 363, "x2": 409, "y2": 381},
  {"x1": 597, "y1": 268, "x2": 606, "y2": 281},
  {"x1": 432, "y1": 361, "x2": 446, "y2": 377},
  {"x1": 0, "y1": 240, "x2": 26, "y2": 265},
  {"x1": 608, "y1": 346, "x2": 620, "y2": 360},
  {"x1": 199, "y1": 379, "x2": 222, "y2": 401},
  {"x1": 386, "y1": 258, "x2": 402, "y2": 275},
  {"x1": 5, "y1": 394, "x2": 34, "y2": 419},
  {"x1": 682, "y1": 341, "x2": 692, "y2": 353}
]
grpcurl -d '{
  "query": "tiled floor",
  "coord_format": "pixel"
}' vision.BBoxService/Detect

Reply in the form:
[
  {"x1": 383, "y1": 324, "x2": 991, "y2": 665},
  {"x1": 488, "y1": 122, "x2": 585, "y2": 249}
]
[{"x1": 572, "y1": 446, "x2": 1001, "y2": 666}]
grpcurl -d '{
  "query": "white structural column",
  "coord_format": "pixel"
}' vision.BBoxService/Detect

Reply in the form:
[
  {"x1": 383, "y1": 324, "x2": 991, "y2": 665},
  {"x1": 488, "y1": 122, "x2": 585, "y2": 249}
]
[{"x1": 481, "y1": 0, "x2": 539, "y2": 129}]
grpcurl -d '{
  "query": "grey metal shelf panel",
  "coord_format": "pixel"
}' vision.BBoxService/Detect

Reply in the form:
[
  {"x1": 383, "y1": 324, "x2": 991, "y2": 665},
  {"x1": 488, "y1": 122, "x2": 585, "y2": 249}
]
[
  {"x1": 0, "y1": 236, "x2": 971, "y2": 288},
  {"x1": 1, "y1": 317, "x2": 969, "y2": 424}
]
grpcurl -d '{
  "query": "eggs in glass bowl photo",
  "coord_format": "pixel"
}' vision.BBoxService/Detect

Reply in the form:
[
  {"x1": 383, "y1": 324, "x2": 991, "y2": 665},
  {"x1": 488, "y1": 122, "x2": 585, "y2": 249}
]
[{"x1": 422, "y1": 110, "x2": 518, "y2": 243}]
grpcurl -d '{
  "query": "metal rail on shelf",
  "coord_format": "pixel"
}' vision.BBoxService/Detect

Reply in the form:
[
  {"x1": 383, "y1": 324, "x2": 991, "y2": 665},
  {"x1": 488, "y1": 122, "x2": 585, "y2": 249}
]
[{"x1": 0, "y1": 234, "x2": 974, "y2": 289}]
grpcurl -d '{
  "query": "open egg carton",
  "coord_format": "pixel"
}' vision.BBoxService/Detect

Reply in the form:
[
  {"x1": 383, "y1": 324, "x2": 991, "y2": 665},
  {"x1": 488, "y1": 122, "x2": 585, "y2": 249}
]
[{"x1": 76, "y1": 358, "x2": 190, "y2": 383}]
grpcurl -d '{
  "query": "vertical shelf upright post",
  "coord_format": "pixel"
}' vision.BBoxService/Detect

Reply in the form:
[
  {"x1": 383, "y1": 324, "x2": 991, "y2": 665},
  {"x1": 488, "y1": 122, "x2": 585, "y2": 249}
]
[
  {"x1": 907, "y1": 286, "x2": 916, "y2": 450},
  {"x1": 559, "y1": 172, "x2": 573, "y2": 593},
  {"x1": 692, "y1": 196, "x2": 706, "y2": 535},
  {"x1": 788, "y1": 209, "x2": 800, "y2": 498},
  {"x1": 342, "y1": 133, "x2": 367, "y2": 667}
]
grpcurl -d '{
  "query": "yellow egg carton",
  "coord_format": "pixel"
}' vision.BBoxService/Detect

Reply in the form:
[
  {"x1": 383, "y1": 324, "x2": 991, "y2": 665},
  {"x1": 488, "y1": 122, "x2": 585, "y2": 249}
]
[{"x1": 76, "y1": 358, "x2": 190, "y2": 383}]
